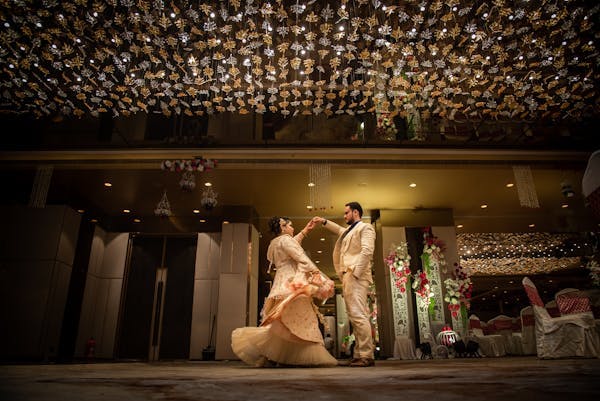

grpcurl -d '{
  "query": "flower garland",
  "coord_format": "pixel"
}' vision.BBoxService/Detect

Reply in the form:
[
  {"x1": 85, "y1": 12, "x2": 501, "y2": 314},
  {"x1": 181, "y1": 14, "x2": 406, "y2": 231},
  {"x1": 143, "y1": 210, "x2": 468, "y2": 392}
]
[
  {"x1": 385, "y1": 242, "x2": 412, "y2": 293},
  {"x1": 412, "y1": 269, "x2": 432, "y2": 303},
  {"x1": 444, "y1": 263, "x2": 473, "y2": 319},
  {"x1": 161, "y1": 157, "x2": 217, "y2": 172},
  {"x1": 422, "y1": 231, "x2": 447, "y2": 274}
]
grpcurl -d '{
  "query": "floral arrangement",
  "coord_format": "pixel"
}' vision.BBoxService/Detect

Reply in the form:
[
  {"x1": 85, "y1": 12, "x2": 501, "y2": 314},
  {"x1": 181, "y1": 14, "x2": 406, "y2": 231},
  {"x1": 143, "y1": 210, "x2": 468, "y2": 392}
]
[
  {"x1": 375, "y1": 113, "x2": 398, "y2": 141},
  {"x1": 587, "y1": 259, "x2": 600, "y2": 287},
  {"x1": 161, "y1": 157, "x2": 217, "y2": 172},
  {"x1": 422, "y1": 230, "x2": 447, "y2": 274},
  {"x1": 444, "y1": 263, "x2": 473, "y2": 319},
  {"x1": 412, "y1": 269, "x2": 432, "y2": 303},
  {"x1": 385, "y1": 242, "x2": 412, "y2": 293}
]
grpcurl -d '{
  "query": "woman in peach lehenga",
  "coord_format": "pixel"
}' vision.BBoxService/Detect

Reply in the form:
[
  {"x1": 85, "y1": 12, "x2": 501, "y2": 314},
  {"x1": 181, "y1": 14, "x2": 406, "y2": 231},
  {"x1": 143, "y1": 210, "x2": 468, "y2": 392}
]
[{"x1": 231, "y1": 216, "x2": 337, "y2": 367}]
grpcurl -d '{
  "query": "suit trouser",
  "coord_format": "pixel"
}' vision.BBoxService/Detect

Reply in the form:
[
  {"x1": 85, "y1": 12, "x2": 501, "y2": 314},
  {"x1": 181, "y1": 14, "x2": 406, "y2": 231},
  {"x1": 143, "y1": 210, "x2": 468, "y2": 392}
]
[{"x1": 342, "y1": 274, "x2": 374, "y2": 359}]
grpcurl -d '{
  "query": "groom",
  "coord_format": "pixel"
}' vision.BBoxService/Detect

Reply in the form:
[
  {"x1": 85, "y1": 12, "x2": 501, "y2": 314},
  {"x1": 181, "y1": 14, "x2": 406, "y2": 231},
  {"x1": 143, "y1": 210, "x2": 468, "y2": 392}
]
[{"x1": 313, "y1": 201, "x2": 376, "y2": 367}]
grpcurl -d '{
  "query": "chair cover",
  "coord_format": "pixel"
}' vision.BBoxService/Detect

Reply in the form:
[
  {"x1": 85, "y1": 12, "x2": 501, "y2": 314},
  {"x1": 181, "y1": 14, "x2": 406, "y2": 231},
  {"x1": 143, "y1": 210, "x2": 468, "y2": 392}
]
[
  {"x1": 489, "y1": 315, "x2": 523, "y2": 355},
  {"x1": 555, "y1": 288, "x2": 593, "y2": 316},
  {"x1": 522, "y1": 277, "x2": 599, "y2": 359},
  {"x1": 468, "y1": 315, "x2": 507, "y2": 357},
  {"x1": 545, "y1": 300, "x2": 561, "y2": 317},
  {"x1": 393, "y1": 335, "x2": 417, "y2": 360},
  {"x1": 520, "y1": 306, "x2": 537, "y2": 355}
]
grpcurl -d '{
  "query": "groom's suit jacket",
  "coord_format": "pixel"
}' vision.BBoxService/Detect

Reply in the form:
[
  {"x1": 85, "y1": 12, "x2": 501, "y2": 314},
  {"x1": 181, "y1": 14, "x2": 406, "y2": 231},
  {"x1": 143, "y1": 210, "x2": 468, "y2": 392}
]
[{"x1": 324, "y1": 220, "x2": 375, "y2": 284}]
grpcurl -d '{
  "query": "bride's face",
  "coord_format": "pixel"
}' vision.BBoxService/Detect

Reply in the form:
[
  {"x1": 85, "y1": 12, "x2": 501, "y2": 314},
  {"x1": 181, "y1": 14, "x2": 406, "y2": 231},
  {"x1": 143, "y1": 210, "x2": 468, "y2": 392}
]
[{"x1": 280, "y1": 219, "x2": 294, "y2": 236}]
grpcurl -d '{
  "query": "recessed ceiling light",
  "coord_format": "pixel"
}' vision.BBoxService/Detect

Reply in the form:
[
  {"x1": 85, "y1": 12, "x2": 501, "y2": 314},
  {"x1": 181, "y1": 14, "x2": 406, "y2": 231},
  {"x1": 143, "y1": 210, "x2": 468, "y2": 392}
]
[
  {"x1": 199, "y1": 219, "x2": 206, "y2": 223},
  {"x1": 315, "y1": 260, "x2": 320, "y2": 264},
  {"x1": 480, "y1": 204, "x2": 488, "y2": 209},
  {"x1": 308, "y1": 182, "x2": 315, "y2": 187},
  {"x1": 506, "y1": 183, "x2": 514, "y2": 188},
  {"x1": 77, "y1": 209, "x2": 85, "y2": 213},
  {"x1": 193, "y1": 209, "x2": 200, "y2": 214},
  {"x1": 529, "y1": 223, "x2": 535, "y2": 228},
  {"x1": 320, "y1": 237, "x2": 325, "y2": 241},
  {"x1": 561, "y1": 204, "x2": 569, "y2": 208},
  {"x1": 307, "y1": 205, "x2": 313, "y2": 209},
  {"x1": 317, "y1": 250, "x2": 323, "y2": 254},
  {"x1": 133, "y1": 218, "x2": 141, "y2": 223},
  {"x1": 123, "y1": 209, "x2": 131, "y2": 213},
  {"x1": 223, "y1": 221, "x2": 229, "y2": 224},
  {"x1": 409, "y1": 183, "x2": 416, "y2": 188},
  {"x1": 204, "y1": 182, "x2": 212, "y2": 187},
  {"x1": 90, "y1": 218, "x2": 98, "y2": 223},
  {"x1": 456, "y1": 224, "x2": 463, "y2": 228},
  {"x1": 104, "y1": 182, "x2": 112, "y2": 187}
]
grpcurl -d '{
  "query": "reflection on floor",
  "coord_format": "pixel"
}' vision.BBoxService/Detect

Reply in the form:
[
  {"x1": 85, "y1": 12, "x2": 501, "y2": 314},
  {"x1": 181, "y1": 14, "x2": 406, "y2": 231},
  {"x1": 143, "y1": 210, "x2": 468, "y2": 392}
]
[{"x1": 1, "y1": 357, "x2": 599, "y2": 401}]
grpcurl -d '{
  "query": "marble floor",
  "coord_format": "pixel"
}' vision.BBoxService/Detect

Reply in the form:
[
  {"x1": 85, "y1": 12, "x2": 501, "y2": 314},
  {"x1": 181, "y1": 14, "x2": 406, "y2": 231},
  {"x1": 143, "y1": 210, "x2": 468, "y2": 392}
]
[{"x1": 1, "y1": 357, "x2": 599, "y2": 401}]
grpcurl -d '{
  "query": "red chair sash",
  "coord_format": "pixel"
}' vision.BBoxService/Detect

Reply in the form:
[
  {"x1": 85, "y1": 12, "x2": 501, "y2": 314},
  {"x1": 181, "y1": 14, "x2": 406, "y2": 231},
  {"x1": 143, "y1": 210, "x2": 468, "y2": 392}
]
[{"x1": 524, "y1": 284, "x2": 544, "y2": 307}]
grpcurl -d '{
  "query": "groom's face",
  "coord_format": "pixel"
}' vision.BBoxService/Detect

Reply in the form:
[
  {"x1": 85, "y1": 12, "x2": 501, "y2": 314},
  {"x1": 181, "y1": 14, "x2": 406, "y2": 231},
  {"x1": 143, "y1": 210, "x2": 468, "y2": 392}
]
[{"x1": 344, "y1": 206, "x2": 358, "y2": 225}]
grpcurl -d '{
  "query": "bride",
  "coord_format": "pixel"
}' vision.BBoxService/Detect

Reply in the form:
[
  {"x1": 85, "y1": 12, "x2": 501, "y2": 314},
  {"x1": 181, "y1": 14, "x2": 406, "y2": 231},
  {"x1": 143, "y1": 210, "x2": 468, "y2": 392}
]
[{"x1": 231, "y1": 216, "x2": 337, "y2": 367}]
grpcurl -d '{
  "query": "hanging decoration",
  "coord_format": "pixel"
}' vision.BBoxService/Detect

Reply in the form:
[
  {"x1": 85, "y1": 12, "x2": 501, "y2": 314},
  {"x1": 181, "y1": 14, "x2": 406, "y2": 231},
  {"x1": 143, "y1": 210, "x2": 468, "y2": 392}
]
[
  {"x1": 308, "y1": 163, "x2": 332, "y2": 211},
  {"x1": 457, "y1": 232, "x2": 590, "y2": 275},
  {"x1": 28, "y1": 165, "x2": 53, "y2": 208},
  {"x1": 154, "y1": 190, "x2": 172, "y2": 217},
  {"x1": 200, "y1": 186, "x2": 218, "y2": 210},
  {"x1": 179, "y1": 170, "x2": 196, "y2": 191},
  {"x1": 0, "y1": 1, "x2": 596, "y2": 123},
  {"x1": 512, "y1": 165, "x2": 540, "y2": 208},
  {"x1": 161, "y1": 157, "x2": 217, "y2": 172}
]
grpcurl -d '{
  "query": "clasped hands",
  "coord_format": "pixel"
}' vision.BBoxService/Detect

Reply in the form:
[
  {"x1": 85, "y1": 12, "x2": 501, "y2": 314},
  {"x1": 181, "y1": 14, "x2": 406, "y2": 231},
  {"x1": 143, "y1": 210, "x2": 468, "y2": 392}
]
[{"x1": 300, "y1": 216, "x2": 326, "y2": 236}]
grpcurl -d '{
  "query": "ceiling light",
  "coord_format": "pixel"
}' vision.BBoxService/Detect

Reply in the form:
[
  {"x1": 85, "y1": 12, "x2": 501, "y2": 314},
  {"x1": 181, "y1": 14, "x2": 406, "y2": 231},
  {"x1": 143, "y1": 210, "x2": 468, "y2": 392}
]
[
  {"x1": 457, "y1": 224, "x2": 463, "y2": 228},
  {"x1": 320, "y1": 237, "x2": 325, "y2": 241},
  {"x1": 204, "y1": 182, "x2": 212, "y2": 187},
  {"x1": 306, "y1": 205, "x2": 313, "y2": 209},
  {"x1": 529, "y1": 223, "x2": 535, "y2": 228},
  {"x1": 199, "y1": 219, "x2": 206, "y2": 223},
  {"x1": 317, "y1": 250, "x2": 323, "y2": 254},
  {"x1": 133, "y1": 218, "x2": 141, "y2": 223},
  {"x1": 77, "y1": 209, "x2": 85, "y2": 213},
  {"x1": 90, "y1": 218, "x2": 98, "y2": 223},
  {"x1": 561, "y1": 204, "x2": 569, "y2": 208},
  {"x1": 506, "y1": 183, "x2": 514, "y2": 188},
  {"x1": 193, "y1": 209, "x2": 200, "y2": 214},
  {"x1": 480, "y1": 204, "x2": 488, "y2": 208},
  {"x1": 223, "y1": 221, "x2": 230, "y2": 224},
  {"x1": 308, "y1": 182, "x2": 315, "y2": 187},
  {"x1": 104, "y1": 182, "x2": 112, "y2": 187},
  {"x1": 409, "y1": 183, "x2": 416, "y2": 188},
  {"x1": 123, "y1": 209, "x2": 131, "y2": 213}
]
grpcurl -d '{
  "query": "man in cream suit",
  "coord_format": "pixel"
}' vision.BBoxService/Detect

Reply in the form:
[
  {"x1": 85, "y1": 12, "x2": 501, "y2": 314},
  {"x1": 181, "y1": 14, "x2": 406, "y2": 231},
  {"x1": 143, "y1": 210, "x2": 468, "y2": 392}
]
[{"x1": 314, "y1": 202, "x2": 376, "y2": 367}]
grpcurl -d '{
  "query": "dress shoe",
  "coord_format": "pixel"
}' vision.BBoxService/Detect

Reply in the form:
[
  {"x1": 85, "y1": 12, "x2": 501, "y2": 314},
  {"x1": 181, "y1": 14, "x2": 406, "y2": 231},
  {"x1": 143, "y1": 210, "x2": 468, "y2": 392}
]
[{"x1": 349, "y1": 358, "x2": 375, "y2": 367}]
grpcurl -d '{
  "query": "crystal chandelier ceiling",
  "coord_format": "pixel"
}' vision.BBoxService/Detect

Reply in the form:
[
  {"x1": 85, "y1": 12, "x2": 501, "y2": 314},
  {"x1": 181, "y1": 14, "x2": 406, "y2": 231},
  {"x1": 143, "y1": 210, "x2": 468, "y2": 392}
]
[{"x1": 0, "y1": 0, "x2": 597, "y2": 122}]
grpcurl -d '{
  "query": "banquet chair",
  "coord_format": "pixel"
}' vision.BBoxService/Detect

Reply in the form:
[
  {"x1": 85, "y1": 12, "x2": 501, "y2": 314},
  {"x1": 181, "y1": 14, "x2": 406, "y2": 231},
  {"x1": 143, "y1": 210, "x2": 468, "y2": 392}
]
[
  {"x1": 545, "y1": 300, "x2": 561, "y2": 317},
  {"x1": 520, "y1": 306, "x2": 537, "y2": 355},
  {"x1": 555, "y1": 288, "x2": 593, "y2": 316},
  {"x1": 489, "y1": 315, "x2": 523, "y2": 355},
  {"x1": 522, "y1": 277, "x2": 598, "y2": 358},
  {"x1": 468, "y1": 315, "x2": 506, "y2": 357}
]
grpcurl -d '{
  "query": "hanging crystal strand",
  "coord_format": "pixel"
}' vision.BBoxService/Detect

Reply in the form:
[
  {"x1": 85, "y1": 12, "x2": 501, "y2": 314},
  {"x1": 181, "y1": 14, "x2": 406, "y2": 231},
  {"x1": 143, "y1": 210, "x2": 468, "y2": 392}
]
[
  {"x1": 513, "y1": 165, "x2": 540, "y2": 208},
  {"x1": 309, "y1": 163, "x2": 332, "y2": 211},
  {"x1": 29, "y1": 165, "x2": 53, "y2": 208}
]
